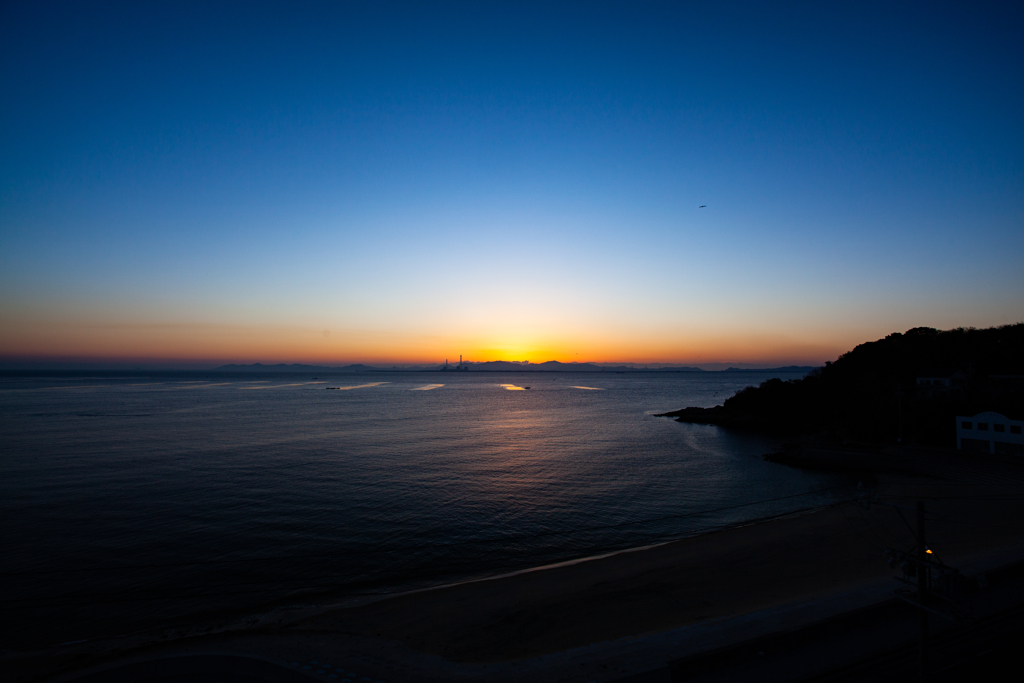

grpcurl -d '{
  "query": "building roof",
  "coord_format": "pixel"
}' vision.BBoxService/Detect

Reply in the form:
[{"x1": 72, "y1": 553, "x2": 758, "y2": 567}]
[{"x1": 916, "y1": 368, "x2": 966, "y2": 379}]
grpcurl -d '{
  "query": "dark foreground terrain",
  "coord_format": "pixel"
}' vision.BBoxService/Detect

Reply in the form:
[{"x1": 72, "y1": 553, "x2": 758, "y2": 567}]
[
  {"x1": 9, "y1": 446, "x2": 1024, "y2": 683},
  {"x1": 660, "y1": 324, "x2": 1024, "y2": 448}
]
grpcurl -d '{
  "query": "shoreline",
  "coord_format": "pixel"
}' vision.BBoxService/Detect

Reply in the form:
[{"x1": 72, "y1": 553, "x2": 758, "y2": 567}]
[
  {"x1": 12, "y1": 460, "x2": 1024, "y2": 682},
  {"x1": 22, "y1": 500, "x2": 846, "y2": 653},
  {"x1": 247, "y1": 499, "x2": 845, "y2": 626}
]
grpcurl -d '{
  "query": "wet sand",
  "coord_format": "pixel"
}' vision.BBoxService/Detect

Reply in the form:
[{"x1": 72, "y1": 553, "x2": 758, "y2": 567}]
[
  {"x1": 295, "y1": 476, "x2": 1024, "y2": 663},
  {"x1": 15, "y1": 470, "x2": 1024, "y2": 682}
]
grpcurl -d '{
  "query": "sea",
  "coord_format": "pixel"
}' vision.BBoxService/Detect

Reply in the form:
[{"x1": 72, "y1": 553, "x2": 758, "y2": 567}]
[{"x1": 0, "y1": 370, "x2": 848, "y2": 650}]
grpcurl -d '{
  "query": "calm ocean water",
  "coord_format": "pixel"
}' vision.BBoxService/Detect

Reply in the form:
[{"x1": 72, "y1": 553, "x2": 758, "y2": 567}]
[{"x1": 0, "y1": 370, "x2": 846, "y2": 649}]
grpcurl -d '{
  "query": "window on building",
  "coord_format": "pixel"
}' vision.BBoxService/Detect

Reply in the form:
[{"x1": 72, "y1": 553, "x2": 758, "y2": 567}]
[
  {"x1": 978, "y1": 423, "x2": 989, "y2": 431},
  {"x1": 995, "y1": 424, "x2": 1005, "y2": 433},
  {"x1": 962, "y1": 421, "x2": 972, "y2": 429},
  {"x1": 1012, "y1": 426, "x2": 1022, "y2": 435}
]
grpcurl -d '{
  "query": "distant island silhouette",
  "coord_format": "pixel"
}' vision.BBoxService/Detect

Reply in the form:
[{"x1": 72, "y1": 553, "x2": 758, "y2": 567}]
[
  {"x1": 212, "y1": 361, "x2": 816, "y2": 373},
  {"x1": 213, "y1": 362, "x2": 385, "y2": 373}
]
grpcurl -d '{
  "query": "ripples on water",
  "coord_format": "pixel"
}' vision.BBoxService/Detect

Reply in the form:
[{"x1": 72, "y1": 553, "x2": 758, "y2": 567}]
[{"x1": 0, "y1": 371, "x2": 845, "y2": 647}]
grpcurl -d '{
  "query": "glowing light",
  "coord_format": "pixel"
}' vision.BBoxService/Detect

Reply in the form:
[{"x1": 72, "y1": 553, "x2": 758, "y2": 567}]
[{"x1": 244, "y1": 382, "x2": 328, "y2": 389}]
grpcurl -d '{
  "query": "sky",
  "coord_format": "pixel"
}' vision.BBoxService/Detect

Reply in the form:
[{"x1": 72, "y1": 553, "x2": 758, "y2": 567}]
[{"x1": 1, "y1": 1, "x2": 1022, "y2": 368}]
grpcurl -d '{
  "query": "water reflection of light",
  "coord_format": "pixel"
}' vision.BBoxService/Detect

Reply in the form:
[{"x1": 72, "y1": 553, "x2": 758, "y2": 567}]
[
  {"x1": 243, "y1": 381, "x2": 329, "y2": 389},
  {"x1": 324, "y1": 382, "x2": 389, "y2": 391}
]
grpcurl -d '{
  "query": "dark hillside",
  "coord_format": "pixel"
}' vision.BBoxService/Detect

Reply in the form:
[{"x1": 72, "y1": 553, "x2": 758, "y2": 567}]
[{"x1": 661, "y1": 324, "x2": 1024, "y2": 446}]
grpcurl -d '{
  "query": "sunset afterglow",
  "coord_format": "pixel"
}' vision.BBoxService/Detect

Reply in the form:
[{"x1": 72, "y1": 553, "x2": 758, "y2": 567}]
[
  {"x1": 1, "y1": 3, "x2": 1021, "y2": 369},
  {"x1": 4, "y1": 5, "x2": 1024, "y2": 677}
]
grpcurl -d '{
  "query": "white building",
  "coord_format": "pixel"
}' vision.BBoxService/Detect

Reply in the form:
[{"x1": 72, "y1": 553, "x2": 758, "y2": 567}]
[
  {"x1": 916, "y1": 370, "x2": 967, "y2": 398},
  {"x1": 957, "y1": 412, "x2": 1024, "y2": 455},
  {"x1": 917, "y1": 370, "x2": 967, "y2": 389}
]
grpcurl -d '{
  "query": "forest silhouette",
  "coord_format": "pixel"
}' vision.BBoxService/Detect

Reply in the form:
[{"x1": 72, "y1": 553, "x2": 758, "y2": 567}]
[{"x1": 662, "y1": 324, "x2": 1024, "y2": 446}]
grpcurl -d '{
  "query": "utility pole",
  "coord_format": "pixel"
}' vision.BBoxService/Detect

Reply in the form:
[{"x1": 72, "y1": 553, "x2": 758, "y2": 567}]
[
  {"x1": 917, "y1": 500, "x2": 928, "y2": 680},
  {"x1": 882, "y1": 496, "x2": 970, "y2": 676},
  {"x1": 897, "y1": 385, "x2": 904, "y2": 444}
]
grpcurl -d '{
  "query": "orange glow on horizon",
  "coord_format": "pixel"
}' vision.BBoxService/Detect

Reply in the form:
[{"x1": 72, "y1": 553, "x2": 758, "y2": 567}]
[
  {"x1": 0, "y1": 304, "x2": 875, "y2": 368},
  {"x1": 0, "y1": 319, "x2": 848, "y2": 367}
]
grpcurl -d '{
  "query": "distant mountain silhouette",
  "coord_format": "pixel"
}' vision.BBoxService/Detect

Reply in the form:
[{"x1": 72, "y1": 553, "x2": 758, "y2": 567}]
[
  {"x1": 602, "y1": 365, "x2": 706, "y2": 372},
  {"x1": 462, "y1": 361, "x2": 706, "y2": 372},
  {"x1": 211, "y1": 361, "x2": 797, "y2": 373},
  {"x1": 466, "y1": 361, "x2": 603, "y2": 372},
  {"x1": 723, "y1": 366, "x2": 816, "y2": 373},
  {"x1": 213, "y1": 363, "x2": 379, "y2": 372},
  {"x1": 660, "y1": 324, "x2": 1024, "y2": 446}
]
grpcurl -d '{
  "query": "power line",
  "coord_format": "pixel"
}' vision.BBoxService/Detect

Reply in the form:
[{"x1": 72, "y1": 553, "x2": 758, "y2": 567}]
[
  {"x1": 836, "y1": 503, "x2": 886, "y2": 552},
  {"x1": 854, "y1": 502, "x2": 907, "y2": 548},
  {"x1": 877, "y1": 494, "x2": 1024, "y2": 501},
  {"x1": 923, "y1": 514, "x2": 1024, "y2": 534}
]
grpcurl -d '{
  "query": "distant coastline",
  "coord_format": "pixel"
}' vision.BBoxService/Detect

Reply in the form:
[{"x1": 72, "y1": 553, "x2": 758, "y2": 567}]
[{"x1": 210, "y1": 361, "x2": 818, "y2": 374}]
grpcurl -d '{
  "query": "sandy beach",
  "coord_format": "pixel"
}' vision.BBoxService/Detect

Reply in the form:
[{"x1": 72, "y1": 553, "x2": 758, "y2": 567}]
[
  {"x1": 294, "y1": 476, "x2": 1024, "y2": 664},
  {"x1": 12, "y1": 449, "x2": 1024, "y2": 683}
]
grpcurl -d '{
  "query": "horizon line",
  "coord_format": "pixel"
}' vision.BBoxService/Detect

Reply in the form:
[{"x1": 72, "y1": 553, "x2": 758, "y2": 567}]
[{"x1": 0, "y1": 356, "x2": 821, "y2": 373}]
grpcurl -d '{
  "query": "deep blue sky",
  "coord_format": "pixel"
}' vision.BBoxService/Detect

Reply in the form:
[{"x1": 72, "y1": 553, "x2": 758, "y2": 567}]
[{"x1": 1, "y1": 1, "x2": 1022, "y2": 365}]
